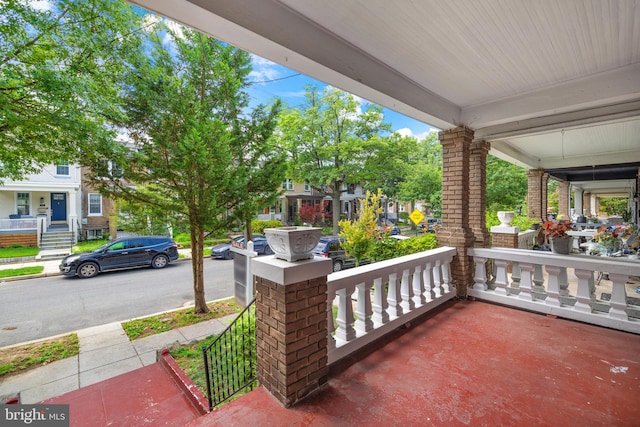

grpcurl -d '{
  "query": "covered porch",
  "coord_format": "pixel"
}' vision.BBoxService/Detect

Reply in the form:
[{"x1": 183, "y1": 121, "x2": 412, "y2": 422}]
[{"x1": 123, "y1": 0, "x2": 639, "y2": 423}]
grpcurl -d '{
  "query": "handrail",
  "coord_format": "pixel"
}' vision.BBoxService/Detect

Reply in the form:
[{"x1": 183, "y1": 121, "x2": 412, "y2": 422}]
[{"x1": 202, "y1": 299, "x2": 256, "y2": 410}]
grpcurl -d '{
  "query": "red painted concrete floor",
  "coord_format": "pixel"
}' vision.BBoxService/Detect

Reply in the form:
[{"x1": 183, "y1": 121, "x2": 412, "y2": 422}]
[
  {"x1": 41, "y1": 362, "x2": 202, "y2": 426},
  {"x1": 191, "y1": 300, "x2": 640, "y2": 427}
]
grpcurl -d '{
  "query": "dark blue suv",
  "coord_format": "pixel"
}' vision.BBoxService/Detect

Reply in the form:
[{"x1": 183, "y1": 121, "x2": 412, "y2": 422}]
[{"x1": 59, "y1": 236, "x2": 179, "y2": 279}]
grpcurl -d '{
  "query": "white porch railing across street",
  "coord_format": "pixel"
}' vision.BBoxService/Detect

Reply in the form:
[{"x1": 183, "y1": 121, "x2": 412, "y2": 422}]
[
  {"x1": 0, "y1": 218, "x2": 37, "y2": 231},
  {"x1": 327, "y1": 246, "x2": 457, "y2": 364},
  {"x1": 468, "y1": 248, "x2": 640, "y2": 334}
]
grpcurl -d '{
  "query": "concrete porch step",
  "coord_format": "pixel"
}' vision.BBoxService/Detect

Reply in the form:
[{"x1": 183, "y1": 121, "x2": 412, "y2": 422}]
[{"x1": 36, "y1": 249, "x2": 71, "y2": 260}]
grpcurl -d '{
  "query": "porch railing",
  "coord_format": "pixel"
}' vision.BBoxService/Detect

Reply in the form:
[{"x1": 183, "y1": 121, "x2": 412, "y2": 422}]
[
  {"x1": 0, "y1": 218, "x2": 37, "y2": 231},
  {"x1": 327, "y1": 246, "x2": 457, "y2": 364},
  {"x1": 468, "y1": 248, "x2": 640, "y2": 334},
  {"x1": 518, "y1": 229, "x2": 537, "y2": 249},
  {"x1": 202, "y1": 299, "x2": 257, "y2": 410}
]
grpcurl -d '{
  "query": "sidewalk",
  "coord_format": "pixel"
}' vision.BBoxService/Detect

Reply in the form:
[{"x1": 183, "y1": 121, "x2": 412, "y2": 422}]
[{"x1": 0, "y1": 312, "x2": 236, "y2": 404}]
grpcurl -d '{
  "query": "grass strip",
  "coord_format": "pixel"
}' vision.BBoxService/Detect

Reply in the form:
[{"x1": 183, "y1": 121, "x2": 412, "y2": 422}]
[
  {"x1": 0, "y1": 334, "x2": 79, "y2": 377},
  {"x1": 0, "y1": 266, "x2": 44, "y2": 278},
  {"x1": 122, "y1": 298, "x2": 241, "y2": 340}
]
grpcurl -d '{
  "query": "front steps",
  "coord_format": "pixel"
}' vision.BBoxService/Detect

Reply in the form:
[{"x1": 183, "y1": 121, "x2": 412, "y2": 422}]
[{"x1": 37, "y1": 231, "x2": 74, "y2": 259}]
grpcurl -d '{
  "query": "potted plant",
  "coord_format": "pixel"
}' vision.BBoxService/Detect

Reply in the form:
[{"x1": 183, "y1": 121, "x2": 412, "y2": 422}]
[{"x1": 542, "y1": 219, "x2": 574, "y2": 254}]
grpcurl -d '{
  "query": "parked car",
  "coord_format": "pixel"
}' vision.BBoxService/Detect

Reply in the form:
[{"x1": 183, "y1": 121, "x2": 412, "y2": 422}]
[
  {"x1": 59, "y1": 236, "x2": 179, "y2": 279},
  {"x1": 210, "y1": 235, "x2": 273, "y2": 260},
  {"x1": 313, "y1": 235, "x2": 370, "y2": 272}
]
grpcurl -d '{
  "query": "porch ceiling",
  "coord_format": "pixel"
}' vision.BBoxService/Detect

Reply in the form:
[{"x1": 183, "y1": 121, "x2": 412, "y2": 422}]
[{"x1": 128, "y1": 0, "x2": 640, "y2": 193}]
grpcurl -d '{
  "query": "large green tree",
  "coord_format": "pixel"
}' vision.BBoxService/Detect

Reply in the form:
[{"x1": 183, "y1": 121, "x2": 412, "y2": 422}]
[
  {"x1": 0, "y1": 0, "x2": 144, "y2": 181},
  {"x1": 398, "y1": 131, "x2": 442, "y2": 216},
  {"x1": 486, "y1": 155, "x2": 527, "y2": 211},
  {"x1": 86, "y1": 23, "x2": 284, "y2": 313},
  {"x1": 277, "y1": 86, "x2": 395, "y2": 234}
]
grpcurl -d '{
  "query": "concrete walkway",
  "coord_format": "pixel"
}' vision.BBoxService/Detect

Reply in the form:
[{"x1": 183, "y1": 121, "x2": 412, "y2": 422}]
[{"x1": 0, "y1": 313, "x2": 236, "y2": 403}]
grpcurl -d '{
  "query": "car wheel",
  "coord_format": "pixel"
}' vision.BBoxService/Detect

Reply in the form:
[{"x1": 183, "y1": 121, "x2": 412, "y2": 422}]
[
  {"x1": 224, "y1": 251, "x2": 234, "y2": 260},
  {"x1": 77, "y1": 262, "x2": 99, "y2": 279},
  {"x1": 152, "y1": 254, "x2": 169, "y2": 269},
  {"x1": 263, "y1": 246, "x2": 274, "y2": 255},
  {"x1": 332, "y1": 260, "x2": 343, "y2": 272}
]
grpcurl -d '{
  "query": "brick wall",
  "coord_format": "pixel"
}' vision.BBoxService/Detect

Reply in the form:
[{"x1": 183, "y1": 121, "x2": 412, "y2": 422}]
[{"x1": 255, "y1": 275, "x2": 328, "y2": 407}]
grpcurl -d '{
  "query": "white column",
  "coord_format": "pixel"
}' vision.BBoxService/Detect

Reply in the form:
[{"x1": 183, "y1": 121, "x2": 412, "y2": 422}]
[{"x1": 573, "y1": 186, "x2": 583, "y2": 217}]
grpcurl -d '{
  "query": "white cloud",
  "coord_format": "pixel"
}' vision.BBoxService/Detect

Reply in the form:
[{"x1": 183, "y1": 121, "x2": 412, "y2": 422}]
[
  {"x1": 395, "y1": 127, "x2": 439, "y2": 141},
  {"x1": 249, "y1": 55, "x2": 281, "y2": 84}
]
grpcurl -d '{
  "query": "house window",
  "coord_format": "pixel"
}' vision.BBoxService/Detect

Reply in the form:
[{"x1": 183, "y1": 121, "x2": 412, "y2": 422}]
[
  {"x1": 88, "y1": 193, "x2": 102, "y2": 216},
  {"x1": 17, "y1": 192, "x2": 30, "y2": 216},
  {"x1": 282, "y1": 179, "x2": 293, "y2": 190},
  {"x1": 304, "y1": 182, "x2": 310, "y2": 191},
  {"x1": 56, "y1": 160, "x2": 70, "y2": 176}
]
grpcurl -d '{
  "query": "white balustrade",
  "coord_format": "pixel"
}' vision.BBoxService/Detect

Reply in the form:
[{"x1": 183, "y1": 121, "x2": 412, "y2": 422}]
[
  {"x1": 468, "y1": 248, "x2": 640, "y2": 334},
  {"x1": 327, "y1": 247, "x2": 456, "y2": 364}
]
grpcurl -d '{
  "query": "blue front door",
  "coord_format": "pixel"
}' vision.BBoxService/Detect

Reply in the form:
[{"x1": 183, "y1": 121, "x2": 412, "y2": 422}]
[{"x1": 51, "y1": 193, "x2": 67, "y2": 221}]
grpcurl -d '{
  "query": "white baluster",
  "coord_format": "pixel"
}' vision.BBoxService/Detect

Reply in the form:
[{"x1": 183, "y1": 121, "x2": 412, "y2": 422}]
[
  {"x1": 412, "y1": 265, "x2": 426, "y2": 306},
  {"x1": 372, "y1": 277, "x2": 389, "y2": 325},
  {"x1": 423, "y1": 262, "x2": 434, "y2": 301},
  {"x1": 511, "y1": 261, "x2": 521, "y2": 289},
  {"x1": 493, "y1": 259, "x2": 510, "y2": 296},
  {"x1": 355, "y1": 281, "x2": 373, "y2": 335},
  {"x1": 433, "y1": 260, "x2": 443, "y2": 297},
  {"x1": 545, "y1": 265, "x2": 561, "y2": 307},
  {"x1": 517, "y1": 262, "x2": 534, "y2": 301},
  {"x1": 473, "y1": 256, "x2": 488, "y2": 291},
  {"x1": 386, "y1": 272, "x2": 403, "y2": 318},
  {"x1": 327, "y1": 288, "x2": 336, "y2": 350},
  {"x1": 532, "y1": 264, "x2": 545, "y2": 294},
  {"x1": 335, "y1": 286, "x2": 356, "y2": 341},
  {"x1": 559, "y1": 267, "x2": 570, "y2": 297},
  {"x1": 441, "y1": 260, "x2": 452, "y2": 294},
  {"x1": 574, "y1": 269, "x2": 594, "y2": 313},
  {"x1": 608, "y1": 273, "x2": 629, "y2": 320},
  {"x1": 400, "y1": 268, "x2": 415, "y2": 312}
]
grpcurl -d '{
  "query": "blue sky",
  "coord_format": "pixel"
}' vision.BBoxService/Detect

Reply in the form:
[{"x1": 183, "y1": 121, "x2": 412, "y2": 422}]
[{"x1": 247, "y1": 55, "x2": 439, "y2": 141}]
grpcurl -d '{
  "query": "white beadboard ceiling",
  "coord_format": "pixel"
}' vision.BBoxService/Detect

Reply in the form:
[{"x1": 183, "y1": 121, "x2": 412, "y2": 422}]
[{"x1": 129, "y1": 0, "x2": 640, "y2": 195}]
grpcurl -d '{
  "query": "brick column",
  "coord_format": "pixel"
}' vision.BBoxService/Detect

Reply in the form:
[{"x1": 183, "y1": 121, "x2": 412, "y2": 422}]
[
  {"x1": 526, "y1": 169, "x2": 546, "y2": 224},
  {"x1": 542, "y1": 173, "x2": 549, "y2": 220},
  {"x1": 437, "y1": 127, "x2": 475, "y2": 298},
  {"x1": 557, "y1": 180, "x2": 570, "y2": 218},
  {"x1": 583, "y1": 192, "x2": 591, "y2": 216},
  {"x1": 470, "y1": 140, "x2": 490, "y2": 248},
  {"x1": 252, "y1": 256, "x2": 332, "y2": 407}
]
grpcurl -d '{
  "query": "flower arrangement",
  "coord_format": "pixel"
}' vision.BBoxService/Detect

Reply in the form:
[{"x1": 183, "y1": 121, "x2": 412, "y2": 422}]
[
  {"x1": 593, "y1": 224, "x2": 638, "y2": 254},
  {"x1": 542, "y1": 220, "x2": 573, "y2": 239}
]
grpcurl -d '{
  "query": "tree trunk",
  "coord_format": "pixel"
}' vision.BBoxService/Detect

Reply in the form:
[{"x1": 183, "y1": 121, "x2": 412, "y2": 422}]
[
  {"x1": 245, "y1": 219, "x2": 253, "y2": 241},
  {"x1": 332, "y1": 192, "x2": 341, "y2": 235},
  {"x1": 190, "y1": 226, "x2": 209, "y2": 314}
]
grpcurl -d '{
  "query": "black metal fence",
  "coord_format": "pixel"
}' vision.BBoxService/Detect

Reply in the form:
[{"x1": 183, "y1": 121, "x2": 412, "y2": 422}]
[{"x1": 202, "y1": 299, "x2": 257, "y2": 410}]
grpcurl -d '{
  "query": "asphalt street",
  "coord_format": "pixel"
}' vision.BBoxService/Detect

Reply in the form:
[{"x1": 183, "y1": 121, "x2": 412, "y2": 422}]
[{"x1": 0, "y1": 258, "x2": 234, "y2": 347}]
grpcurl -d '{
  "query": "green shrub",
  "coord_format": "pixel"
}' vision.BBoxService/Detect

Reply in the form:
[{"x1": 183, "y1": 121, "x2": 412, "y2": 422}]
[
  {"x1": 369, "y1": 234, "x2": 438, "y2": 262},
  {"x1": 251, "y1": 219, "x2": 284, "y2": 235}
]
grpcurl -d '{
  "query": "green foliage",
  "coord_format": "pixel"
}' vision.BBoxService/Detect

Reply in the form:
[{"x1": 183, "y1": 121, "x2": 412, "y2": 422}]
[
  {"x1": 485, "y1": 209, "x2": 537, "y2": 231},
  {"x1": 599, "y1": 197, "x2": 628, "y2": 216},
  {"x1": 369, "y1": 234, "x2": 438, "y2": 262},
  {"x1": 339, "y1": 189, "x2": 382, "y2": 266},
  {"x1": 251, "y1": 219, "x2": 285, "y2": 235},
  {"x1": 83, "y1": 24, "x2": 283, "y2": 313},
  {"x1": 277, "y1": 86, "x2": 396, "y2": 234},
  {"x1": 398, "y1": 132, "x2": 442, "y2": 215},
  {"x1": 0, "y1": 266, "x2": 44, "y2": 278},
  {"x1": 0, "y1": 0, "x2": 145, "y2": 181},
  {"x1": 485, "y1": 156, "x2": 527, "y2": 211},
  {"x1": 0, "y1": 246, "x2": 39, "y2": 258}
]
